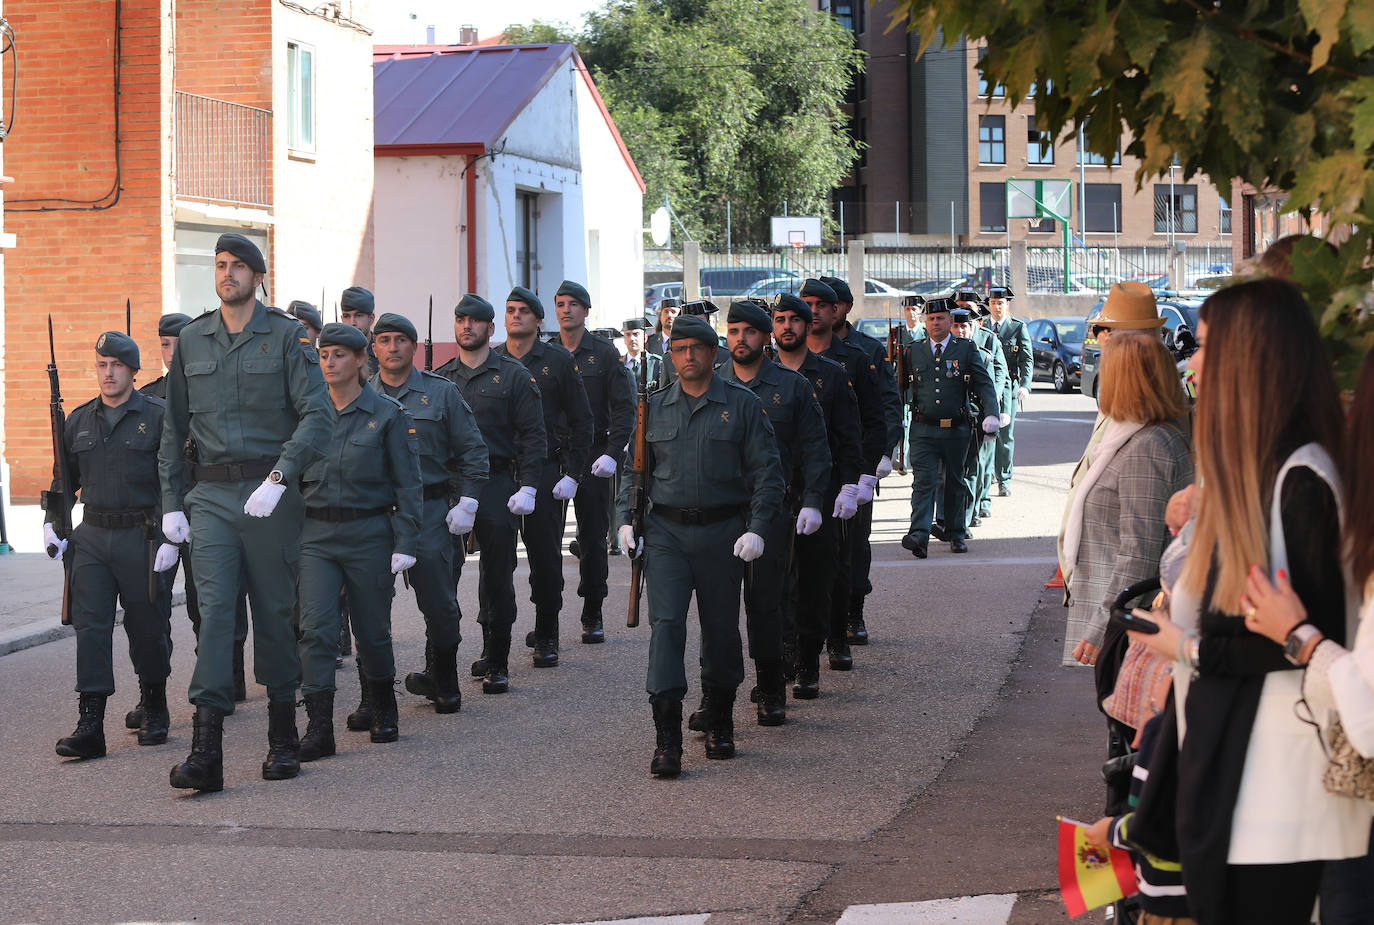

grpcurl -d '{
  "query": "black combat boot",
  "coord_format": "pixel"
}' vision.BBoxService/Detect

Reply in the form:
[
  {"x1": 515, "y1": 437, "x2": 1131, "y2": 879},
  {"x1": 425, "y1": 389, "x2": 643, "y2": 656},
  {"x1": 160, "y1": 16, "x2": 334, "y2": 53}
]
[
  {"x1": 261, "y1": 699, "x2": 301, "y2": 781},
  {"x1": 56, "y1": 693, "x2": 107, "y2": 759},
  {"x1": 407, "y1": 640, "x2": 439, "y2": 696},
  {"x1": 580, "y1": 602, "x2": 604, "y2": 644},
  {"x1": 369, "y1": 678, "x2": 399, "y2": 743},
  {"x1": 847, "y1": 599, "x2": 869, "y2": 645},
  {"x1": 686, "y1": 687, "x2": 718, "y2": 733},
  {"x1": 232, "y1": 640, "x2": 247, "y2": 703},
  {"x1": 650, "y1": 698, "x2": 683, "y2": 778},
  {"x1": 827, "y1": 637, "x2": 854, "y2": 671},
  {"x1": 346, "y1": 663, "x2": 374, "y2": 730},
  {"x1": 532, "y1": 635, "x2": 559, "y2": 668},
  {"x1": 169, "y1": 704, "x2": 224, "y2": 792},
  {"x1": 433, "y1": 643, "x2": 463, "y2": 713},
  {"x1": 124, "y1": 690, "x2": 145, "y2": 730},
  {"x1": 137, "y1": 680, "x2": 170, "y2": 746},
  {"x1": 793, "y1": 646, "x2": 821, "y2": 700},
  {"x1": 483, "y1": 635, "x2": 510, "y2": 694},
  {"x1": 469, "y1": 629, "x2": 489, "y2": 678},
  {"x1": 298, "y1": 691, "x2": 335, "y2": 762},
  {"x1": 754, "y1": 661, "x2": 786, "y2": 727},
  {"x1": 703, "y1": 687, "x2": 736, "y2": 760}
]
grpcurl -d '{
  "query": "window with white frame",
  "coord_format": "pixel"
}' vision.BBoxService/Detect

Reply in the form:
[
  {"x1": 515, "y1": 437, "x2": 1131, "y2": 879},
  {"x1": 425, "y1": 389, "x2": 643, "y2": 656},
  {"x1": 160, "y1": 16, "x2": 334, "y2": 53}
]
[
  {"x1": 287, "y1": 41, "x2": 315, "y2": 153},
  {"x1": 1027, "y1": 115, "x2": 1054, "y2": 165}
]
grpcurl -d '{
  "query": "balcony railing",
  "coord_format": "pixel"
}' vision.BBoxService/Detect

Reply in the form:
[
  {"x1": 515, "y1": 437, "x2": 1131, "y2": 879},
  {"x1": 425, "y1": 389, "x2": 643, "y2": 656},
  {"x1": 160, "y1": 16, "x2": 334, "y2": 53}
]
[{"x1": 174, "y1": 91, "x2": 272, "y2": 208}]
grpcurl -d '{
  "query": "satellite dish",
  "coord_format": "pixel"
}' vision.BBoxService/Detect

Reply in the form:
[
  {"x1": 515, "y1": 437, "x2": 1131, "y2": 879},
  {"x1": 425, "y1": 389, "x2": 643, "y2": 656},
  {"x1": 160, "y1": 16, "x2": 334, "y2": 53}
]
[{"x1": 650, "y1": 207, "x2": 670, "y2": 247}]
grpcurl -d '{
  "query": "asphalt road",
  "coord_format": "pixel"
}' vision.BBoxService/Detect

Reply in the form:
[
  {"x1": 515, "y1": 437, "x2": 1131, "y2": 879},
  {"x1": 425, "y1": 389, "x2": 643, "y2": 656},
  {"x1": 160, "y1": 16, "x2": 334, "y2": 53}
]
[{"x1": 0, "y1": 386, "x2": 1106, "y2": 925}]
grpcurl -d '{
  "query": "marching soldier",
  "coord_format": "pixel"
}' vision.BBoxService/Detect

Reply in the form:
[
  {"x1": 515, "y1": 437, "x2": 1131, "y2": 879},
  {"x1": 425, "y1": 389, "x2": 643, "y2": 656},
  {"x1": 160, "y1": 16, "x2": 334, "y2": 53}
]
[
  {"x1": 986, "y1": 287, "x2": 1032, "y2": 496},
  {"x1": 966, "y1": 307, "x2": 1010, "y2": 526},
  {"x1": 553, "y1": 280, "x2": 634, "y2": 644},
  {"x1": 622, "y1": 318, "x2": 662, "y2": 389},
  {"x1": 159, "y1": 233, "x2": 330, "y2": 791},
  {"x1": 714, "y1": 300, "x2": 830, "y2": 726},
  {"x1": 139, "y1": 314, "x2": 193, "y2": 401},
  {"x1": 287, "y1": 301, "x2": 323, "y2": 348},
  {"x1": 645, "y1": 297, "x2": 681, "y2": 357},
  {"x1": 296, "y1": 323, "x2": 422, "y2": 760},
  {"x1": 46, "y1": 331, "x2": 177, "y2": 758},
  {"x1": 899, "y1": 298, "x2": 999, "y2": 559},
  {"x1": 493, "y1": 287, "x2": 594, "y2": 668},
  {"x1": 659, "y1": 299, "x2": 730, "y2": 388},
  {"x1": 370, "y1": 312, "x2": 488, "y2": 715},
  {"x1": 616, "y1": 313, "x2": 784, "y2": 777},
  {"x1": 437, "y1": 295, "x2": 547, "y2": 693},
  {"x1": 340, "y1": 286, "x2": 379, "y2": 376},
  {"x1": 771, "y1": 293, "x2": 863, "y2": 699}
]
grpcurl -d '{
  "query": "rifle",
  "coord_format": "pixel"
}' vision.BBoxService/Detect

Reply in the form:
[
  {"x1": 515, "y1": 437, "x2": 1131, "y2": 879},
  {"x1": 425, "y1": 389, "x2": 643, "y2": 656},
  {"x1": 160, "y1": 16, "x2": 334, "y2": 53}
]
[
  {"x1": 125, "y1": 298, "x2": 131, "y2": 335},
  {"x1": 888, "y1": 324, "x2": 907, "y2": 472},
  {"x1": 42, "y1": 315, "x2": 76, "y2": 626},
  {"x1": 425, "y1": 295, "x2": 433, "y2": 371},
  {"x1": 626, "y1": 352, "x2": 650, "y2": 628}
]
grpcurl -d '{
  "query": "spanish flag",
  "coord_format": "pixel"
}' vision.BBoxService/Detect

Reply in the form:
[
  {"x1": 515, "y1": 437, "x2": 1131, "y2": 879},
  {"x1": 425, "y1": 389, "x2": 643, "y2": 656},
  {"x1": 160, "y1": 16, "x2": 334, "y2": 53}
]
[{"x1": 1057, "y1": 817, "x2": 1137, "y2": 917}]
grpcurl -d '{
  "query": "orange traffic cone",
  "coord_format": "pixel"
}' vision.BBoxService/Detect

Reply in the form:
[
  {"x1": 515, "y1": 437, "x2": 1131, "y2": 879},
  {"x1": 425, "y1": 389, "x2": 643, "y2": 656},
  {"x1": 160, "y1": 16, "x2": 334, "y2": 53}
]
[{"x1": 1044, "y1": 565, "x2": 1065, "y2": 589}]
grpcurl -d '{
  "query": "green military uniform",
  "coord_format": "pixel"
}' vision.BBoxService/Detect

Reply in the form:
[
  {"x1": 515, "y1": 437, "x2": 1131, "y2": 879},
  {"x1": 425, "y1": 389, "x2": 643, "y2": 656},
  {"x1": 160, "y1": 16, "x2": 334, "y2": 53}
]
[
  {"x1": 990, "y1": 289, "x2": 1033, "y2": 492},
  {"x1": 968, "y1": 321, "x2": 1009, "y2": 520},
  {"x1": 901, "y1": 301, "x2": 998, "y2": 555}
]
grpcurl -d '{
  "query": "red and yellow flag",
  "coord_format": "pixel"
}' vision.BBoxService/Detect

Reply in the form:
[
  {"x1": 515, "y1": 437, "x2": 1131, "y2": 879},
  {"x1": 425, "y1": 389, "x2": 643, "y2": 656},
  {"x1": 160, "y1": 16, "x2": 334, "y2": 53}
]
[{"x1": 1057, "y1": 817, "x2": 1137, "y2": 917}]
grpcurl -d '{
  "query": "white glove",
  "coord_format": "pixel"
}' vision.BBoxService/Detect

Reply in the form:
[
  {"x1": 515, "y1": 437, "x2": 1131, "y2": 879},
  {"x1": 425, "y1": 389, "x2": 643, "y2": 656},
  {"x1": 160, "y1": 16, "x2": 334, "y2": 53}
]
[
  {"x1": 795, "y1": 507, "x2": 822, "y2": 536},
  {"x1": 1016, "y1": 386, "x2": 1030, "y2": 401},
  {"x1": 999, "y1": 412, "x2": 1012, "y2": 427},
  {"x1": 43, "y1": 523, "x2": 67, "y2": 559},
  {"x1": 153, "y1": 543, "x2": 180, "y2": 572},
  {"x1": 445, "y1": 496, "x2": 479, "y2": 534},
  {"x1": 875, "y1": 455, "x2": 894, "y2": 479},
  {"x1": 390, "y1": 553, "x2": 417, "y2": 574},
  {"x1": 857, "y1": 474, "x2": 879, "y2": 504},
  {"x1": 981, "y1": 415, "x2": 1000, "y2": 435},
  {"x1": 618, "y1": 524, "x2": 643, "y2": 557},
  {"x1": 507, "y1": 485, "x2": 538, "y2": 516},
  {"x1": 244, "y1": 479, "x2": 286, "y2": 517},
  {"x1": 833, "y1": 484, "x2": 860, "y2": 520},
  {"x1": 552, "y1": 475, "x2": 579, "y2": 500},
  {"x1": 733, "y1": 531, "x2": 765, "y2": 562},
  {"x1": 162, "y1": 511, "x2": 191, "y2": 544},
  {"x1": 590, "y1": 454, "x2": 617, "y2": 478}
]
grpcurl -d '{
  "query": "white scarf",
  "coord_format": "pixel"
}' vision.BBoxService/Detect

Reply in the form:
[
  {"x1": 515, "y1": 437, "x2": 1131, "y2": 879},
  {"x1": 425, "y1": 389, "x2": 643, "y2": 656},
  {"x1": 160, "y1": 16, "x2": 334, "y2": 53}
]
[{"x1": 1061, "y1": 417, "x2": 1145, "y2": 583}]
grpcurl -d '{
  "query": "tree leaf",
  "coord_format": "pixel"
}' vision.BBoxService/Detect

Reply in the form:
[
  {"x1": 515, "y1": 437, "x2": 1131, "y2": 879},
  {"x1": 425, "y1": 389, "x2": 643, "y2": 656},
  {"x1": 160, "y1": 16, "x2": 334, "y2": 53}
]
[{"x1": 1300, "y1": 0, "x2": 1348, "y2": 70}]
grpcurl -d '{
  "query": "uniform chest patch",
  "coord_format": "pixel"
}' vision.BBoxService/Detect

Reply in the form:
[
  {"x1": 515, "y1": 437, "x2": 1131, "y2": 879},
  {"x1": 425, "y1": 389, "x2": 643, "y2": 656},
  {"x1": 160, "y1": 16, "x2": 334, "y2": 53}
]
[
  {"x1": 367, "y1": 420, "x2": 377, "y2": 430},
  {"x1": 260, "y1": 342, "x2": 270, "y2": 354},
  {"x1": 587, "y1": 355, "x2": 596, "y2": 365},
  {"x1": 137, "y1": 422, "x2": 147, "y2": 434},
  {"x1": 420, "y1": 394, "x2": 430, "y2": 405},
  {"x1": 542, "y1": 365, "x2": 550, "y2": 377},
  {"x1": 493, "y1": 374, "x2": 501, "y2": 384},
  {"x1": 772, "y1": 393, "x2": 781, "y2": 405},
  {"x1": 720, "y1": 410, "x2": 730, "y2": 422}
]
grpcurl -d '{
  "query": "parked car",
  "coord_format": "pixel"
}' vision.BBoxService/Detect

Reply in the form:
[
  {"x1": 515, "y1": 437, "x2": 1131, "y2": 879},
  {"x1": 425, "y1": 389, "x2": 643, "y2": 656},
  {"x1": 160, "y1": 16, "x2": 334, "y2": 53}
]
[
  {"x1": 855, "y1": 317, "x2": 901, "y2": 341},
  {"x1": 740, "y1": 276, "x2": 914, "y2": 300},
  {"x1": 901, "y1": 278, "x2": 965, "y2": 297},
  {"x1": 1080, "y1": 297, "x2": 1201, "y2": 399},
  {"x1": 1027, "y1": 317, "x2": 1086, "y2": 393},
  {"x1": 699, "y1": 266, "x2": 795, "y2": 297},
  {"x1": 645, "y1": 281, "x2": 683, "y2": 312}
]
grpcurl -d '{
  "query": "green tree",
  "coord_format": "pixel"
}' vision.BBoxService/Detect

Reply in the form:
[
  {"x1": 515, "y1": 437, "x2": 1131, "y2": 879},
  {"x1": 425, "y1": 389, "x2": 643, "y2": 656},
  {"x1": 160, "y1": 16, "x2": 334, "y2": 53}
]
[
  {"x1": 500, "y1": 20, "x2": 580, "y2": 45},
  {"x1": 892, "y1": 0, "x2": 1372, "y2": 378}
]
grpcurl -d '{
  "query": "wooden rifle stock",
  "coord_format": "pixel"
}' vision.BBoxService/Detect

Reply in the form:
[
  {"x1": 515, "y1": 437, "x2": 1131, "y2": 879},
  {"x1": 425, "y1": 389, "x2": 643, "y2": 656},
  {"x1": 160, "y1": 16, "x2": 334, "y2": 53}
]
[
  {"x1": 425, "y1": 295, "x2": 434, "y2": 371},
  {"x1": 626, "y1": 356, "x2": 650, "y2": 627},
  {"x1": 888, "y1": 325, "x2": 907, "y2": 471},
  {"x1": 44, "y1": 316, "x2": 76, "y2": 626}
]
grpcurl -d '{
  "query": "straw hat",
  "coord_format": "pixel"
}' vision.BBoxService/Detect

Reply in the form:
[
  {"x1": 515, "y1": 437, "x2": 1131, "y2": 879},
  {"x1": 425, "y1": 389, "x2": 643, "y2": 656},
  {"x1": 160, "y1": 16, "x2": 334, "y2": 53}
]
[{"x1": 1097, "y1": 281, "x2": 1164, "y2": 329}]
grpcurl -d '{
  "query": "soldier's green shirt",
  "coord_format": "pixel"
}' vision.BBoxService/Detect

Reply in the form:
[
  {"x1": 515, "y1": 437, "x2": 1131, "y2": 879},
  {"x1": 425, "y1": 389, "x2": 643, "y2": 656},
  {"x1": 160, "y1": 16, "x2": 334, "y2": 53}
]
[
  {"x1": 159, "y1": 300, "x2": 330, "y2": 510},
  {"x1": 973, "y1": 325, "x2": 1010, "y2": 413},
  {"x1": 370, "y1": 366, "x2": 489, "y2": 502},
  {"x1": 300, "y1": 383, "x2": 423, "y2": 557},
  {"x1": 903, "y1": 335, "x2": 999, "y2": 424},
  {"x1": 616, "y1": 373, "x2": 784, "y2": 536}
]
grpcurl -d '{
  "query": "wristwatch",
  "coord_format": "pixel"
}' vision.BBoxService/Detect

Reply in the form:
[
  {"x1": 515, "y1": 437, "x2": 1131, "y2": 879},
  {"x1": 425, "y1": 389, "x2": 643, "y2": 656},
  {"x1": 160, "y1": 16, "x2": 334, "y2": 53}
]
[
  {"x1": 268, "y1": 469, "x2": 285, "y2": 485},
  {"x1": 1283, "y1": 623, "x2": 1323, "y2": 666}
]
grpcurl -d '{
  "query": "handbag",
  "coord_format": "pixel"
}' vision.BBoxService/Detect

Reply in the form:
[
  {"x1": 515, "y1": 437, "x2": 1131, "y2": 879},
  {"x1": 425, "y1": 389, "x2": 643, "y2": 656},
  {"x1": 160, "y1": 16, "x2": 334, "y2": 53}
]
[
  {"x1": 1322, "y1": 717, "x2": 1374, "y2": 800},
  {"x1": 1102, "y1": 639, "x2": 1173, "y2": 732}
]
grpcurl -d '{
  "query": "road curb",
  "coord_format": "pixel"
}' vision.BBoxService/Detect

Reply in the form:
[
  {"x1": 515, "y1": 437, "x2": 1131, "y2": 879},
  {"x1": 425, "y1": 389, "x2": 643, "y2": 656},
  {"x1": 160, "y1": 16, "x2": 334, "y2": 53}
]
[{"x1": 0, "y1": 591, "x2": 186, "y2": 657}]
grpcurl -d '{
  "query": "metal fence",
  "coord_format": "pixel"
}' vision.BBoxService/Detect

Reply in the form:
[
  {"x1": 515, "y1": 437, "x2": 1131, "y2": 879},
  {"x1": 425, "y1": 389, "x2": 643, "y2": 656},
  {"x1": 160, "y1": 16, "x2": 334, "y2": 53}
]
[{"x1": 174, "y1": 92, "x2": 272, "y2": 208}]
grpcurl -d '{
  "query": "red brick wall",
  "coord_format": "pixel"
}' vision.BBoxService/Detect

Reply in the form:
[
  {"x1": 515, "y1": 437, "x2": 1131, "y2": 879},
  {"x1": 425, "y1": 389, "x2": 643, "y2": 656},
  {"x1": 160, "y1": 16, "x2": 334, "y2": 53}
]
[
  {"x1": 4, "y1": 0, "x2": 168, "y2": 500},
  {"x1": 175, "y1": 0, "x2": 272, "y2": 109}
]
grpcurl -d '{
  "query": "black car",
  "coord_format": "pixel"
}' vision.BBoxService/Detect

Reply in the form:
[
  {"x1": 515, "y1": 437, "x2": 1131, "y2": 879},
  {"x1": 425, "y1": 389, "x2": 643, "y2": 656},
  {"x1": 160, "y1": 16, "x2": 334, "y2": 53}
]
[
  {"x1": 1027, "y1": 317, "x2": 1086, "y2": 393},
  {"x1": 1080, "y1": 298, "x2": 1201, "y2": 399}
]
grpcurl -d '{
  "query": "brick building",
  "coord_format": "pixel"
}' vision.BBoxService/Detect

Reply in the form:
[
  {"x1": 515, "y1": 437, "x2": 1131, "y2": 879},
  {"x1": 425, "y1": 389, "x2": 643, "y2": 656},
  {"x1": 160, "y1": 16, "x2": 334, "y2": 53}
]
[{"x1": 2, "y1": 0, "x2": 374, "y2": 501}]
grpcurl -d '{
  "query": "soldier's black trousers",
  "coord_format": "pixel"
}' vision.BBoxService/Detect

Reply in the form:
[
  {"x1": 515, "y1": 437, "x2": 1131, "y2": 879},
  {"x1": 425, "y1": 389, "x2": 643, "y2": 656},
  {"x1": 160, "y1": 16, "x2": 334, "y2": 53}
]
[
  {"x1": 69, "y1": 522, "x2": 172, "y2": 695},
  {"x1": 791, "y1": 509, "x2": 840, "y2": 659},
  {"x1": 573, "y1": 465, "x2": 613, "y2": 611},
  {"x1": 846, "y1": 501, "x2": 875, "y2": 615},
  {"x1": 457, "y1": 469, "x2": 520, "y2": 650},
  {"x1": 408, "y1": 495, "x2": 462, "y2": 650},
  {"x1": 743, "y1": 509, "x2": 791, "y2": 663},
  {"x1": 477, "y1": 462, "x2": 563, "y2": 638}
]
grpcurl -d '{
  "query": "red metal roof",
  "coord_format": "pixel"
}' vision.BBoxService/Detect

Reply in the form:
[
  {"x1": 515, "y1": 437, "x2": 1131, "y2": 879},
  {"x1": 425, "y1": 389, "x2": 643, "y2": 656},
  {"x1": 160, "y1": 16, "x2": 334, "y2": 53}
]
[{"x1": 373, "y1": 43, "x2": 645, "y2": 192}]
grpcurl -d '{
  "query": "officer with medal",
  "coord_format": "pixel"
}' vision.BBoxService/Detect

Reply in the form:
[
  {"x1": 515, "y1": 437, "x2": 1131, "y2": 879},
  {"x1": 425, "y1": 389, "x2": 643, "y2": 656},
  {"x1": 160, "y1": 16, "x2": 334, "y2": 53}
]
[
  {"x1": 986, "y1": 287, "x2": 1032, "y2": 496},
  {"x1": 294, "y1": 322, "x2": 422, "y2": 761},
  {"x1": 770, "y1": 293, "x2": 863, "y2": 698},
  {"x1": 159, "y1": 233, "x2": 330, "y2": 791},
  {"x1": 616, "y1": 312, "x2": 784, "y2": 777},
  {"x1": 437, "y1": 295, "x2": 547, "y2": 694},
  {"x1": 492, "y1": 287, "x2": 594, "y2": 669},
  {"x1": 552, "y1": 280, "x2": 634, "y2": 644},
  {"x1": 899, "y1": 298, "x2": 999, "y2": 558},
  {"x1": 370, "y1": 312, "x2": 488, "y2": 716},
  {"x1": 711, "y1": 299, "x2": 830, "y2": 726},
  {"x1": 287, "y1": 301, "x2": 323, "y2": 348},
  {"x1": 46, "y1": 331, "x2": 177, "y2": 759},
  {"x1": 935, "y1": 308, "x2": 1005, "y2": 535},
  {"x1": 339, "y1": 286, "x2": 380, "y2": 376}
]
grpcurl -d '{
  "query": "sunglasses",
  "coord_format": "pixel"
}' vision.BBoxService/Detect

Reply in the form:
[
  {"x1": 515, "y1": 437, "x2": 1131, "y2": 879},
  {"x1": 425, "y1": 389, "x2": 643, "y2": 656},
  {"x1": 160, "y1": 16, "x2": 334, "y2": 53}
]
[{"x1": 1091, "y1": 325, "x2": 1111, "y2": 337}]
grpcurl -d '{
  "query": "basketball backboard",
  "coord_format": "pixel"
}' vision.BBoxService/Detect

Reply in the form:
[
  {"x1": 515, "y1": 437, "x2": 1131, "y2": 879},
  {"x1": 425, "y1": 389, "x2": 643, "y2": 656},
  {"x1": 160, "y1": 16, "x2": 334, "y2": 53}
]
[
  {"x1": 1007, "y1": 179, "x2": 1072, "y2": 221},
  {"x1": 770, "y1": 216, "x2": 823, "y2": 248}
]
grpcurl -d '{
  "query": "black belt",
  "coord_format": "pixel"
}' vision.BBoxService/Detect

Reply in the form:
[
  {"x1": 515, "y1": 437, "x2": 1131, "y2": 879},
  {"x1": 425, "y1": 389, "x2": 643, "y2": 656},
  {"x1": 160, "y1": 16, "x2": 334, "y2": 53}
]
[
  {"x1": 423, "y1": 483, "x2": 449, "y2": 501},
  {"x1": 912, "y1": 413, "x2": 965, "y2": 429},
  {"x1": 84, "y1": 507, "x2": 154, "y2": 529},
  {"x1": 192, "y1": 460, "x2": 275, "y2": 482},
  {"x1": 651, "y1": 503, "x2": 745, "y2": 526},
  {"x1": 306, "y1": 506, "x2": 391, "y2": 523}
]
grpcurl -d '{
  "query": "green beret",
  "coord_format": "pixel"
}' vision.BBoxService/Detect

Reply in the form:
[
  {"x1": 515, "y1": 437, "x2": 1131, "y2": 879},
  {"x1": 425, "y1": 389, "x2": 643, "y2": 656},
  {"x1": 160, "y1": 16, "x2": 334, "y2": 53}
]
[
  {"x1": 214, "y1": 233, "x2": 266, "y2": 273},
  {"x1": 668, "y1": 312, "x2": 718, "y2": 346},
  {"x1": 923, "y1": 297, "x2": 958, "y2": 315},
  {"x1": 157, "y1": 313, "x2": 193, "y2": 337},
  {"x1": 506, "y1": 286, "x2": 544, "y2": 320},
  {"x1": 622, "y1": 318, "x2": 648, "y2": 332},
  {"x1": 95, "y1": 330, "x2": 140, "y2": 370},
  {"x1": 800, "y1": 278, "x2": 837, "y2": 303},
  {"x1": 950, "y1": 308, "x2": 974, "y2": 323},
  {"x1": 373, "y1": 312, "x2": 418, "y2": 342},
  {"x1": 318, "y1": 322, "x2": 369, "y2": 351},
  {"x1": 727, "y1": 299, "x2": 772, "y2": 333},
  {"x1": 287, "y1": 301, "x2": 323, "y2": 330},
  {"x1": 454, "y1": 293, "x2": 495, "y2": 321},
  {"x1": 818, "y1": 276, "x2": 853, "y2": 303},
  {"x1": 555, "y1": 279, "x2": 591, "y2": 308},
  {"x1": 340, "y1": 286, "x2": 375, "y2": 314},
  {"x1": 773, "y1": 292, "x2": 813, "y2": 323}
]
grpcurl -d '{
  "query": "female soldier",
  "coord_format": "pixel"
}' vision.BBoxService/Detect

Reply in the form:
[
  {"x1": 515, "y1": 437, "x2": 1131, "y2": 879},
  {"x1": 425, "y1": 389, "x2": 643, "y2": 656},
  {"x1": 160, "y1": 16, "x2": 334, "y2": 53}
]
[{"x1": 296, "y1": 323, "x2": 422, "y2": 760}]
